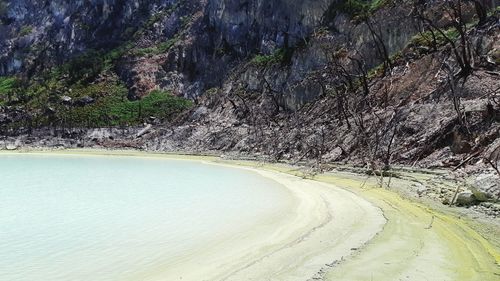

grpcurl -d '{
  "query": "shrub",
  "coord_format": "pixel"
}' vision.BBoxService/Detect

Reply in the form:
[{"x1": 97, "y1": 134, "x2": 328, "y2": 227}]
[
  {"x1": 0, "y1": 76, "x2": 17, "y2": 94},
  {"x1": 0, "y1": 76, "x2": 18, "y2": 105},
  {"x1": 251, "y1": 48, "x2": 287, "y2": 67}
]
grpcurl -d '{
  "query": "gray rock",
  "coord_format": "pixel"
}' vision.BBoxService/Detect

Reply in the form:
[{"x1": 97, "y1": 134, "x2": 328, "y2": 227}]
[
  {"x1": 60, "y1": 95, "x2": 72, "y2": 104},
  {"x1": 137, "y1": 124, "x2": 153, "y2": 138},
  {"x1": 74, "y1": 96, "x2": 95, "y2": 107},
  {"x1": 6, "y1": 144, "x2": 18, "y2": 150},
  {"x1": 456, "y1": 191, "x2": 477, "y2": 206},
  {"x1": 190, "y1": 106, "x2": 208, "y2": 121}
]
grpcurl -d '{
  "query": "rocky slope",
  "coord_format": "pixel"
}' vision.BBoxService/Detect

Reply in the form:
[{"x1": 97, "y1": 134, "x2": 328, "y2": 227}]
[{"x1": 0, "y1": 1, "x2": 499, "y2": 210}]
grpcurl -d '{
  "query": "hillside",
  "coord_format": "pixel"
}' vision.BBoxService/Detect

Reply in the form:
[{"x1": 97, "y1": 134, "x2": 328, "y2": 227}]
[{"x1": 0, "y1": 0, "x2": 499, "y2": 211}]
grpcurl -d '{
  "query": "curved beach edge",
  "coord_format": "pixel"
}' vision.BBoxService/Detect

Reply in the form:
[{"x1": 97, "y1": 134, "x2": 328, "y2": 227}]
[{"x1": 2, "y1": 149, "x2": 499, "y2": 281}]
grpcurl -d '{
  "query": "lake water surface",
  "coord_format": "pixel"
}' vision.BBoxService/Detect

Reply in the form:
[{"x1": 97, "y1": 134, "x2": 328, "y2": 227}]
[{"x1": 0, "y1": 154, "x2": 291, "y2": 281}]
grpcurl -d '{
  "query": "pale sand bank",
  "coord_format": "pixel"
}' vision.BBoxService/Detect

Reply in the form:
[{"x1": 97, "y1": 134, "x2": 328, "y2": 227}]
[
  {"x1": 2, "y1": 149, "x2": 499, "y2": 280},
  {"x1": 138, "y1": 166, "x2": 387, "y2": 281}
]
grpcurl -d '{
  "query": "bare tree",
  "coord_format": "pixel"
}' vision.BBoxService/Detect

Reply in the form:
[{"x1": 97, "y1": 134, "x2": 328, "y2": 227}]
[
  {"x1": 364, "y1": 17, "x2": 393, "y2": 74},
  {"x1": 413, "y1": 0, "x2": 475, "y2": 78},
  {"x1": 443, "y1": 61, "x2": 471, "y2": 133}
]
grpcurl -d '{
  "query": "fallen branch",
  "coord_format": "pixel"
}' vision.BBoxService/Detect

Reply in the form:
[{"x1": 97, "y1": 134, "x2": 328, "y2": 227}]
[{"x1": 425, "y1": 215, "x2": 435, "y2": 229}]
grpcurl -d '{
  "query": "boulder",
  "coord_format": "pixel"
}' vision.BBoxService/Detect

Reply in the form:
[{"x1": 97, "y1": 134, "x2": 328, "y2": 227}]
[
  {"x1": 6, "y1": 144, "x2": 18, "y2": 150},
  {"x1": 74, "y1": 96, "x2": 95, "y2": 107},
  {"x1": 456, "y1": 191, "x2": 477, "y2": 206}
]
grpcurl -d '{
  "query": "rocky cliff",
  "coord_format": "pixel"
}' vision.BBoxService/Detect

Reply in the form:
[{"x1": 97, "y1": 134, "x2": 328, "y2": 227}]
[
  {"x1": 0, "y1": 0, "x2": 499, "y2": 205},
  {"x1": 0, "y1": 0, "x2": 178, "y2": 74}
]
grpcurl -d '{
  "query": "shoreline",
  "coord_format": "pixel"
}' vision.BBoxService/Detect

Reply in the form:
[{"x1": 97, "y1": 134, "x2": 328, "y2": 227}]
[{"x1": 1, "y1": 149, "x2": 499, "y2": 280}]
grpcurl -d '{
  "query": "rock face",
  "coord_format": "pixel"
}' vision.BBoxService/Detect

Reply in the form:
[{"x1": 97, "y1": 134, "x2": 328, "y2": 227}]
[
  {"x1": 0, "y1": 0, "x2": 173, "y2": 75},
  {"x1": 207, "y1": 0, "x2": 334, "y2": 54}
]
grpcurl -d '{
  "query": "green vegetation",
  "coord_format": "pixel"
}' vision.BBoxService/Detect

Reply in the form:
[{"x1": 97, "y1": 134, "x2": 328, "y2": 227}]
[
  {"x1": 0, "y1": 76, "x2": 17, "y2": 94},
  {"x1": 0, "y1": 76, "x2": 18, "y2": 105},
  {"x1": 333, "y1": 0, "x2": 393, "y2": 21},
  {"x1": 369, "y1": 0, "x2": 391, "y2": 12},
  {"x1": 1, "y1": 4, "x2": 193, "y2": 131},
  {"x1": 55, "y1": 87, "x2": 192, "y2": 127},
  {"x1": 205, "y1": 88, "x2": 219, "y2": 96},
  {"x1": 61, "y1": 50, "x2": 110, "y2": 83},
  {"x1": 367, "y1": 61, "x2": 387, "y2": 79},
  {"x1": 131, "y1": 37, "x2": 178, "y2": 57},
  {"x1": 9, "y1": 71, "x2": 192, "y2": 128},
  {"x1": 251, "y1": 49, "x2": 287, "y2": 67},
  {"x1": 366, "y1": 51, "x2": 402, "y2": 79},
  {"x1": 3, "y1": 44, "x2": 191, "y2": 129},
  {"x1": 145, "y1": 10, "x2": 170, "y2": 29},
  {"x1": 409, "y1": 28, "x2": 460, "y2": 50},
  {"x1": 19, "y1": 25, "x2": 33, "y2": 36}
]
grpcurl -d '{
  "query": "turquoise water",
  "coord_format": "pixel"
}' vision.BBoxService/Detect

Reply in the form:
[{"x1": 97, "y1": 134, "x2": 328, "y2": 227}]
[{"x1": 0, "y1": 154, "x2": 291, "y2": 281}]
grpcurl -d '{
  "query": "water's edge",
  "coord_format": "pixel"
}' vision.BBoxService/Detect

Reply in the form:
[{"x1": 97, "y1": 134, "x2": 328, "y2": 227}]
[{"x1": 1, "y1": 149, "x2": 499, "y2": 280}]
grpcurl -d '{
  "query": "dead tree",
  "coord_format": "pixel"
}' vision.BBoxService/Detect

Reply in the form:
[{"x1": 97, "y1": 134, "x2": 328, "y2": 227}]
[
  {"x1": 413, "y1": 0, "x2": 475, "y2": 79},
  {"x1": 443, "y1": 61, "x2": 471, "y2": 133},
  {"x1": 364, "y1": 17, "x2": 393, "y2": 74}
]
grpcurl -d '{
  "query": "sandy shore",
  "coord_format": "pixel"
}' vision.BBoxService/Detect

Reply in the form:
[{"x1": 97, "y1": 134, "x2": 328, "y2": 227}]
[
  {"x1": 153, "y1": 167, "x2": 387, "y2": 281},
  {"x1": 2, "y1": 149, "x2": 499, "y2": 280}
]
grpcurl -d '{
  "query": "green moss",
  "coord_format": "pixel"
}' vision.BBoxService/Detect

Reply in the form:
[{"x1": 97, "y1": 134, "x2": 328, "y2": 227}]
[
  {"x1": 145, "y1": 10, "x2": 170, "y2": 29},
  {"x1": 180, "y1": 13, "x2": 195, "y2": 28},
  {"x1": 340, "y1": 0, "x2": 370, "y2": 16},
  {"x1": 136, "y1": 6, "x2": 179, "y2": 38},
  {"x1": 365, "y1": 51, "x2": 402, "y2": 79}
]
